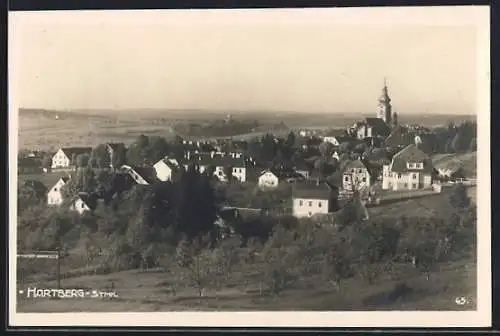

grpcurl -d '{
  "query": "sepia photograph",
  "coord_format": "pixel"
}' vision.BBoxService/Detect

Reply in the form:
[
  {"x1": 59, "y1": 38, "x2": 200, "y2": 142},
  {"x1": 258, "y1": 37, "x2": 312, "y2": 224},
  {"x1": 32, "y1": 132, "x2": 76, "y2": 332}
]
[{"x1": 9, "y1": 6, "x2": 490, "y2": 327}]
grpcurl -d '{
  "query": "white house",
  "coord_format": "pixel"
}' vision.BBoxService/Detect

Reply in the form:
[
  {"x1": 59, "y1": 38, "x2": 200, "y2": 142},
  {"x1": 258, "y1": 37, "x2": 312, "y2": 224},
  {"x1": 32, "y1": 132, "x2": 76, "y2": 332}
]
[
  {"x1": 153, "y1": 157, "x2": 181, "y2": 182},
  {"x1": 382, "y1": 144, "x2": 433, "y2": 191},
  {"x1": 69, "y1": 192, "x2": 95, "y2": 215},
  {"x1": 47, "y1": 176, "x2": 71, "y2": 206},
  {"x1": 331, "y1": 151, "x2": 340, "y2": 161},
  {"x1": 258, "y1": 170, "x2": 280, "y2": 188},
  {"x1": 258, "y1": 169, "x2": 303, "y2": 188},
  {"x1": 342, "y1": 159, "x2": 371, "y2": 191},
  {"x1": 51, "y1": 147, "x2": 92, "y2": 169},
  {"x1": 292, "y1": 182, "x2": 333, "y2": 218}
]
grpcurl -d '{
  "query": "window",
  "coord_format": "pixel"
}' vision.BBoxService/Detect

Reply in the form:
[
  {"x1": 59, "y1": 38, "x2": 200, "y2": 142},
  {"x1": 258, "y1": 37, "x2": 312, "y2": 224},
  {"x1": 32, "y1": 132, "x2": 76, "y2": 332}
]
[
  {"x1": 404, "y1": 183, "x2": 408, "y2": 188},
  {"x1": 412, "y1": 183, "x2": 417, "y2": 188},
  {"x1": 412, "y1": 173, "x2": 417, "y2": 179},
  {"x1": 54, "y1": 188, "x2": 57, "y2": 191},
  {"x1": 318, "y1": 202, "x2": 322, "y2": 208},
  {"x1": 308, "y1": 201, "x2": 312, "y2": 207},
  {"x1": 299, "y1": 200, "x2": 303, "y2": 206},
  {"x1": 81, "y1": 203, "x2": 85, "y2": 209},
  {"x1": 362, "y1": 177, "x2": 366, "y2": 182},
  {"x1": 398, "y1": 174, "x2": 402, "y2": 178},
  {"x1": 308, "y1": 212, "x2": 312, "y2": 217},
  {"x1": 358, "y1": 169, "x2": 363, "y2": 173},
  {"x1": 344, "y1": 176, "x2": 349, "y2": 182}
]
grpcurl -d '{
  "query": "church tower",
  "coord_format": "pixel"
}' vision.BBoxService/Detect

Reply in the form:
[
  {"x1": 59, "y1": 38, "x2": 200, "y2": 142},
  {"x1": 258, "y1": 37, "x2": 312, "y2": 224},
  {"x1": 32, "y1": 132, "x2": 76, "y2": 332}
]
[{"x1": 377, "y1": 78, "x2": 392, "y2": 125}]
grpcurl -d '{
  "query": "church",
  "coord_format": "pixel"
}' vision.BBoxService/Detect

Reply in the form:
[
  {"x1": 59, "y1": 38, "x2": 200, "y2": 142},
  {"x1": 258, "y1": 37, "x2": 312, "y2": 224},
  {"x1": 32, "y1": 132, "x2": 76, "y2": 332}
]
[{"x1": 348, "y1": 79, "x2": 398, "y2": 140}]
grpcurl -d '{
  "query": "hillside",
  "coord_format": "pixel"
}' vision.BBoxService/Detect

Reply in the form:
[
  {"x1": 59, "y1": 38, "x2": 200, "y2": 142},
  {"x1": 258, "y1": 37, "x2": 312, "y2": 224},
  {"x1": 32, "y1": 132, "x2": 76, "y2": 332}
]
[
  {"x1": 432, "y1": 152, "x2": 477, "y2": 177},
  {"x1": 17, "y1": 256, "x2": 475, "y2": 312}
]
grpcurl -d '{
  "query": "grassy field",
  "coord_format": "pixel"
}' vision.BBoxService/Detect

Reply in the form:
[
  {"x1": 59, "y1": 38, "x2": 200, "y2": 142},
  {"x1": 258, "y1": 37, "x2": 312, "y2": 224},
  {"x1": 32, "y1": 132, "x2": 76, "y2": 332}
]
[
  {"x1": 368, "y1": 185, "x2": 476, "y2": 218},
  {"x1": 17, "y1": 254, "x2": 476, "y2": 312}
]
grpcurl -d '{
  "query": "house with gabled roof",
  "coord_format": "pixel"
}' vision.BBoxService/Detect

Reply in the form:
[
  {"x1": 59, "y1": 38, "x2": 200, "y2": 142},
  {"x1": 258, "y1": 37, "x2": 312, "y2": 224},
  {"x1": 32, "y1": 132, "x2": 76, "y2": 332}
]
[
  {"x1": 68, "y1": 192, "x2": 99, "y2": 215},
  {"x1": 153, "y1": 157, "x2": 183, "y2": 182},
  {"x1": 382, "y1": 144, "x2": 434, "y2": 191},
  {"x1": 51, "y1": 147, "x2": 92, "y2": 169},
  {"x1": 341, "y1": 159, "x2": 371, "y2": 191},
  {"x1": 47, "y1": 175, "x2": 72, "y2": 206},
  {"x1": 292, "y1": 181, "x2": 336, "y2": 218}
]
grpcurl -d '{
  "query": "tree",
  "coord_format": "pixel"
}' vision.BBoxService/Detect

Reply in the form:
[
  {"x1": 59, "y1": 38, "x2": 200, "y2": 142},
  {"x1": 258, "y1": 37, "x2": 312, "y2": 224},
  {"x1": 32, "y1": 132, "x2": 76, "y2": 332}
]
[
  {"x1": 89, "y1": 144, "x2": 111, "y2": 168},
  {"x1": 322, "y1": 234, "x2": 352, "y2": 291},
  {"x1": 41, "y1": 155, "x2": 53, "y2": 170},
  {"x1": 339, "y1": 142, "x2": 352, "y2": 154},
  {"x1": 148, "y1": 137, "x2": 170, "y2": 163},
  {"x1": 354, "y1": 143, "x2": 367, "y2": 155},
  {"x1": 319, "y1": 141, "x2": 335, "y2": 157},
  {"x1": 111, "y1": 144, "x2": 127, "y2": 168},
  {"x1": 260, "y1": 226, "x2": 300, "y2": 296},
  {"x1": 76, "y1": 153, "x2": 90, "y2": 168},
  {"x1": 176, "y1": 235, "x2": 215, "y2": 297},
  {"x1": 449, "y1": 184, "x2": 470, "y2": 210},
  {"x1": 212, "y1": 236, "x2": 241, "y2": 280},
  {"x1": 18, "y1": 180, "x2": 47, "y2": 211}
]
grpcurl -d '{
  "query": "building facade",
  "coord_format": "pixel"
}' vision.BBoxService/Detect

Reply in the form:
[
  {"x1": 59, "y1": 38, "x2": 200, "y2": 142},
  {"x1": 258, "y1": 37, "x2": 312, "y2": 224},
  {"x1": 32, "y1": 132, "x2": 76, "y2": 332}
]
[
  {"x1": 342, "y1": 159, "x2": 371, "y2": 191},
  {"x1": 47, "y1": 176, "x2": 70, "y2": 206},
  {"x1": 382, "y1": 144, "x2": 434, "y2": 191}
]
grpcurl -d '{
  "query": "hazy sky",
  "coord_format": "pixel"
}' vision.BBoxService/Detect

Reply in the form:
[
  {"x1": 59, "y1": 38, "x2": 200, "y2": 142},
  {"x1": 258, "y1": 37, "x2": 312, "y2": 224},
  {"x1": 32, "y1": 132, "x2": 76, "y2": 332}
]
[{"x1": 10, "y1": 7, "x2": 488, "y2": 115}]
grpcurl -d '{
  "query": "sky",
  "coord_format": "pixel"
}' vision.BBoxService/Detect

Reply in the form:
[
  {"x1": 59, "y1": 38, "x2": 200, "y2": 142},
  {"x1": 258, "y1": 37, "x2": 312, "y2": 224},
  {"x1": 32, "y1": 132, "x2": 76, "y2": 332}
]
[{"x1": 9, "y1": 7, "x2": 488, "y2": 115}]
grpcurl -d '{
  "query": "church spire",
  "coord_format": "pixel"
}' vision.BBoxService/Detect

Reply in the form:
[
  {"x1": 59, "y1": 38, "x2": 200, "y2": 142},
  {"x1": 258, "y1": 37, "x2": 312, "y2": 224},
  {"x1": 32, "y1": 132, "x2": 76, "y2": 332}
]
[{"x1": 376, "y1": 78, "x2": 392, "y2": 124}]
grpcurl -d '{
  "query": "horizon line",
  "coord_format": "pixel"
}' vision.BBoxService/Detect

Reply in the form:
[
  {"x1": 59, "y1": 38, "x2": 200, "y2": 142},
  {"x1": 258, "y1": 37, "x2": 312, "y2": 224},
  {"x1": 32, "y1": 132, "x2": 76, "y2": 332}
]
[{"x1": 18, "y1": 107, "x2": 476, "y2": 117}]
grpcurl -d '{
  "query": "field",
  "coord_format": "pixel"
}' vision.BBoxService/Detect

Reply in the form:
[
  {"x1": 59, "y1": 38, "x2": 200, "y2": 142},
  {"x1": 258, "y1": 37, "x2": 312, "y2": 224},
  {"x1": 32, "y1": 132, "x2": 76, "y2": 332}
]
[
  {"x1": 18, "y1": 108, "x2": 476, "y2": 151},
  {"x1": 17, "y1": 256, "x2": 475, "y2": 312},
  {"x1": 368, "y1": 186, "x2": 476, "y2": 219}
]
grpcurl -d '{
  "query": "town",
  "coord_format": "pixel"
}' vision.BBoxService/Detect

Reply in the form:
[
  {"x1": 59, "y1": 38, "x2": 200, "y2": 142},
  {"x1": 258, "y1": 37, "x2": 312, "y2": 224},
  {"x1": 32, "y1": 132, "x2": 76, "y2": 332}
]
[{"x1": 17, "y1": 82, "x2": 478, "y2": 311}]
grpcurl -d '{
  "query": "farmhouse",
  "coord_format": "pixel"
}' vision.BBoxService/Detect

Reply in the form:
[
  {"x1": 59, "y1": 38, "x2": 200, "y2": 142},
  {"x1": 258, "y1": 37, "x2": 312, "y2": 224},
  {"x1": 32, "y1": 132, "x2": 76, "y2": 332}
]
[
  {"x1": 292, "y1": 181, "x2": 335, "y2": 218},
  {"x1": 382, "y1": 144, "x2": 434, "y2": 191},
  {"x1": 342, "y1": 159, "x2": 371, "y2": 191},
  {"x1": 47, "y1": 176, "x2": 71, "y2": 206},
  {"x1": 51, "y1": 147, "x2": 92, "y2": 169}
]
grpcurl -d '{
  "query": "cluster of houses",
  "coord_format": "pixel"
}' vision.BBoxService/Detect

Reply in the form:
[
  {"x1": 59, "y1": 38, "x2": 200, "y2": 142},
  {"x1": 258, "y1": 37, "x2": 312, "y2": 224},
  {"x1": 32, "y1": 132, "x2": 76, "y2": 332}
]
[{"x1": 27, "y1": 81, "x2": 458, "y2": 219}]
